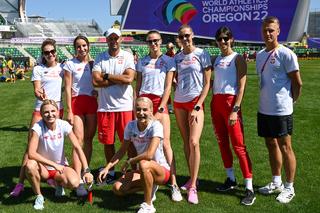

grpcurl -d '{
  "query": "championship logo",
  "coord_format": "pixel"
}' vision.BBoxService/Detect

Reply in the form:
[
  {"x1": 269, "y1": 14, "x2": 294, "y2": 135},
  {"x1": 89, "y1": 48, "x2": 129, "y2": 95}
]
[{"x1": 158, "y1": 0, "x2": 198, "y2": 25}]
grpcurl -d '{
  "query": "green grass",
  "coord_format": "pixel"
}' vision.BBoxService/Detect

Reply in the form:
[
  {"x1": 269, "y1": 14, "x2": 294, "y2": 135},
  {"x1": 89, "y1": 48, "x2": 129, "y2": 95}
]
[{"x1": 0, "y1": 60, "x2": 319, "y2": 212}]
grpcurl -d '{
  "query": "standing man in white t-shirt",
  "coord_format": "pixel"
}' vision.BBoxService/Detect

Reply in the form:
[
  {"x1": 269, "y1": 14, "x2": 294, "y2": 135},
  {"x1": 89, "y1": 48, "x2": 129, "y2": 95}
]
[
  {"x1": 256, "y1": 16, "x2": 302, "y2": 204},
  {"x1": 92, "y1": 28, "x2": 135, "y2": 184}
]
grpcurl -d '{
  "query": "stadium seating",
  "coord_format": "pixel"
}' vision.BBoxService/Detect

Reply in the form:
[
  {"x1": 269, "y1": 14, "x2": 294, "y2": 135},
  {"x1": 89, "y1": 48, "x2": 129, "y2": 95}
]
[{"x1": 0, "y1": 47, "x2": 24, "y2": 57}]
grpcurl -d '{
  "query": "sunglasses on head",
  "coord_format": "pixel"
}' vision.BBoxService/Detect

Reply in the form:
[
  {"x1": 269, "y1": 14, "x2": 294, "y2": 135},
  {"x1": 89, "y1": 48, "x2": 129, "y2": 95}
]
[
  {"x1": 217, "y1": 37, "x2": 230, "y2": 42},
  {"x1": 178, "y1": 34, "x2": 191, "y2": 40},
  {"x1": 146, "y1": 39, "x2": 160, "y2": 45},
  {"x1": 43, "y1": 49, "x2": 56, "y2": 56}
]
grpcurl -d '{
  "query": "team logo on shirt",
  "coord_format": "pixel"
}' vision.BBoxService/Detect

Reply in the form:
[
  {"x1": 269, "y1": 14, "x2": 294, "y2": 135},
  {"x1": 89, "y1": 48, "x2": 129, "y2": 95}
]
[
  {"x1": 270, "y1": 57, "x2": 275, "y2": 64},
  {"x1": 43, "y1": 132, "x2": 62, "y2": 141}
]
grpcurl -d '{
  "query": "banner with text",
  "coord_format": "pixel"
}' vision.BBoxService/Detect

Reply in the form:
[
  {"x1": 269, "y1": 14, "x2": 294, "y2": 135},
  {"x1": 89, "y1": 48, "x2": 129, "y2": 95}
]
[{"x1": 122, "y1": 0, "x2": 300, "y2": 42}]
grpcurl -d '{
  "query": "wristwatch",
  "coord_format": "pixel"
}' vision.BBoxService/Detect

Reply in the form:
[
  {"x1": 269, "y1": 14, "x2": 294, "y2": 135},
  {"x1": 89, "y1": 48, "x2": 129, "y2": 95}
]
[
  {"x1": 232, "y1": 105, "x2": 240, "y2": 113},
  {"x1": 103, "y1": 73, "x2": 109, "y2": 80},
  {"x1": 158, "y1": 107, "x2": 165, "y2": 113},
  {"x1": 82, "y1": 167, "x2": 91, "y2": 176},
  {"x1": 194, "y1": 105, "x2": 201, "y2": 111}
]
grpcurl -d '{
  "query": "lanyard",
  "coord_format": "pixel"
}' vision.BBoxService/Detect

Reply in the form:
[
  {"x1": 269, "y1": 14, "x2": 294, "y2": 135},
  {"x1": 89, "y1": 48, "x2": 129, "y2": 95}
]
[{"x1": 261, "y1": 48, "x2": 277, "y2": 73}]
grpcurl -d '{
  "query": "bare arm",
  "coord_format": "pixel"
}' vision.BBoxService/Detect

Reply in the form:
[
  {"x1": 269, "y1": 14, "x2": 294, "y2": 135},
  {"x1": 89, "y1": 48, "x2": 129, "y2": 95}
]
[
  {"x1": 135, "y1": 71, "x2": 142, "y2": 96},
  {"x1": 159, "y1": 71, "x2": 174, "y2": 108},
  {"x1": 288, "y1": 70, "x2": 302, "y2": 103},
  {"x1": 92, "y1": 71, "x2": 114, "y2": 88},
  {"x1": 196, "y1": 66, "x2": 212, "y2": 106},
  {"x1": 33, "y1": 80, "x2": 47, "y2": 100},
  {"x1": 64, "y1": 71, "x2": 73, "y2": 124},
  {"x1": 108, "y1": 68, "x2": 135, "y2": 84}
]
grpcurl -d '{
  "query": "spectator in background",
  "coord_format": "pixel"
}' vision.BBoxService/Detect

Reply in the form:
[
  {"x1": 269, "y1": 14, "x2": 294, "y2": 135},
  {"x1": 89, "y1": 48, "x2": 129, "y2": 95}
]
[
  {"x1": 175, "y1": 36, "x2": 183, "y2": 54},
  {"x1": 136, "y1": 30, "x2": 183, "y2": 202},
  {"x1": 211, "y1": 26, "x2": 255, "y2": 205},
  {"x1": 165, "y1": 42, "x2": 175, "y2": 57},
  {"x1": 64, "y1": 35, "x2": 97, "y2": 196},
  {"x1": 6, "y1": 56, "x2": 16, "y2": 83},
  {"x1": 10, "y1": 38, "x2": 65, "y2": 197},
  {"x1": 92, "y1": 28, "x2": 136, "y2": 184},
  {"x1": 256, "y1": 16, "x2": 302, "y2": 204},
  {"x1": 174, "y1": 25, "x2": 212, "y2": 204},
  {"x1": 132, "y1": 50, "x2": 139, "y2": 64}
]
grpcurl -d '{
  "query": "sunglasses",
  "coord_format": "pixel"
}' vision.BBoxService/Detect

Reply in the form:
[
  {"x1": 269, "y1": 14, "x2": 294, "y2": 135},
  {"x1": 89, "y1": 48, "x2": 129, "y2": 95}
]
[
  {"x1": 43, "y1": 49, "x2": 56, "y2": 56},
  {"x1": 178, "y1": 34, "x2": 191, "y2": 40},
  {"x1": 217, "y1": 37, "x2": 230, "y2": 42},
  {"x1": 146, "y1": 39, "x2": 160, "y2": 45}
]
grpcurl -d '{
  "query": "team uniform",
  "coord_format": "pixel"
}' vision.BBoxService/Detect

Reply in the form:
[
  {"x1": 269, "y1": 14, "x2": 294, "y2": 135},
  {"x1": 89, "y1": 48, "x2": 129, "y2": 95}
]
[
  {"x1": 31, "y1": 63, "x2": 64, "y2": 116},
  {"x1": 211, "y1": 52, "x2": 252, "y2": 179},
  {"x1": 174, "y1": 48, "x2": 211, "y2": 110},
  {"x1": 136, "y1": 54, "x2": 175, "y2": 114},
  {"x1": 256, "y1": 45, "x2": 299, "y2": 137},
  {"x1": 63, "y1": 58, "x2": 97, "y2": 115},
  {"x1": 31, "y1": 119, "x2": 72, "y2": 178},
  {"x1": 93, "y1": 49, "x2": 135, "y2": 144},
  {"x1": 124, "y1": 119, "x2": 170, "y2": 183}
]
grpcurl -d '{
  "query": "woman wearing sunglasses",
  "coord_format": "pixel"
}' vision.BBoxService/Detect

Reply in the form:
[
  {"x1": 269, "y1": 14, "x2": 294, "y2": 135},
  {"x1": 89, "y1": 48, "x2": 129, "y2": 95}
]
[
  {"x1": 174, "y1": 25, "x2": 212, "y2": 204},
  {"x1": 211, "y1": 26, "x2": 255, "y2": 205},
  {"x1": 64, "y1": 35, "x2": 97, "y2": 197},
  {"x1": 10, "y1": 38, "x2": 65, "y2": 198},
  {"x1": 135, "y1": 30, "x2": 182, "y2": 202}
]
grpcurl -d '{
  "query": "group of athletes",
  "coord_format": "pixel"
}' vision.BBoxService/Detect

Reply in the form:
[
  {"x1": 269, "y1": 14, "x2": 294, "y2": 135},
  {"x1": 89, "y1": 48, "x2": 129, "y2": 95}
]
[{"x1": 9, "y1": 16, "x2": 302, "y2": 213}]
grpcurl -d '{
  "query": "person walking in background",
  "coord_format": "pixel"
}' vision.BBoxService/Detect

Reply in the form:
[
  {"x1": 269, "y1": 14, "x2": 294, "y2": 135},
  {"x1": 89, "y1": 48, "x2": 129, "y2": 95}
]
[
  {"x1": 174, "y1": 25, "x2": 212, "y2": 204},
  {"x1": 6, "y1": 55, "x2": 16, "y2": 83},
  {"x1": 10, "y1": 38, "x2": 65, "y2": 197},
  {"x1": 136, "y1": 30, "x2": 182, "y2": 202},
  {"x1": 256, "y1": 16, "x2": 302, "y2": 204},
  {"x1": 25, "y1": 99, "x2": 93, "y2": 210},
  {"x1": 64, "y1": 35, "x2": 97, "y2": 196},
  {"x1": 211, "y1": 26, "x2": 255, "y2": 205},
  {"x1": 92, "y1": 28, "x2": 136, "y2": 184}
]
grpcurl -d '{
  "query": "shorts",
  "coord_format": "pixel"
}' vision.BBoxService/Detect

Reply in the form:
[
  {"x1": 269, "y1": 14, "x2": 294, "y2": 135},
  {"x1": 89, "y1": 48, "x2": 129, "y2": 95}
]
[
  {"x1": 257, "y1": 112, "x2": 293, "y2": 137},
  {"x1": 97, "y1": 111, "x2": 133, "y2": 145},
  {"x1": 139, "y1": 94, "x2": 168, "y2": 115},
  {"x1": 174, "y1": 96, "x2": 204, "y2": 112},
  {"x1": 47, "y1": 169, "x2": 58, "y2": 179},
  {"x1": 72, "y1": 95, "x2": 98, "y2": 116},
  {"x1": 162, "y1": 167, "x2": 170, "y2": 185},
  {"x1": 33, "y1": 108, "x2": 64, "y2": 119}
]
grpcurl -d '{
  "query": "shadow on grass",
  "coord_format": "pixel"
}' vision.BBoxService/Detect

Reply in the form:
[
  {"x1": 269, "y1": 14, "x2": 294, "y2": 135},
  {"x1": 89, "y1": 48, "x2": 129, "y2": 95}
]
[{"x1": 0, "y1": 125, "x2": 29, "y2": 132}]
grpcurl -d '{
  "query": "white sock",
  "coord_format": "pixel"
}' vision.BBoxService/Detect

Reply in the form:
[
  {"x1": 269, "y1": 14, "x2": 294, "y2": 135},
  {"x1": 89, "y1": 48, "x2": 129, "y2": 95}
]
[
  {"x1": 272, "y1": 176, "x2": 282, "y2": 186},
  {"x1": 225, "y1": 168, "x2": 236, "y2": 182},
  {"x1": 108, "y1": 170, "x2": 115, "y2": 176},
  {"x1": 244, "y1": 178, "x2": 253, "y2": 191},
  {"x1": 284, "y1": 182, "x2": 294, "y2": 189}
]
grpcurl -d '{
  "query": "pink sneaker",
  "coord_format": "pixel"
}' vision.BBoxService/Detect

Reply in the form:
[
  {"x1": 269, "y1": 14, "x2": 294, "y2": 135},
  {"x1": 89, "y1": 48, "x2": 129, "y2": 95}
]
[
  {"x1": 188, "y1": 188, "x2": 199, "y2": 204},
  {"x1": 10, "y1": 183, "x2": 24, "y2": 197},
  {"x1": 180, "y1": 179, "x2": 199, "y2": 191}
]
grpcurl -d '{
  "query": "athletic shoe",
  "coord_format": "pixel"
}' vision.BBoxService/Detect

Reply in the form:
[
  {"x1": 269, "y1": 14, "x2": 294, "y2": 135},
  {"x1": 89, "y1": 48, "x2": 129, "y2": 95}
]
[
  {"x1": 76, "y1": 183, "x2": 88, "y2": 197},
  {"x1": 10, "y1": 183, "x2": 24, "y2": 197},
  {"x1": 137, "y1": 202, "x2": 156, "y2": 213},
  {"x1": 216, "y1": 178, "x2": 237, "y2": 192},
  {"x1": 276, "y1": 187, "x2": 295, "y2": 203},
  {"x1": 55, "y1": 185, "x2": 65, "y2": 197},
  {"x1": 180, "y1": 179, "x2": 199, "y2": 191},
  {"x1": 258, "y1": 182, "x2": 284, "y2": 195},
  {"x1": 241, "y1": 189, "x2": 256, "y2": 206},
  {"x1": 33, "y1": 194, "x2": 45, "y2": 210},
  {"x1": 170, "y1": 184, "x2": 183, "y2": 202},
  {"x1": 151, "y1": 185, "x2": 158, "y2": 202},
  {"x1": 187, "y1": 188, "x2": 199, "y2": 204}
]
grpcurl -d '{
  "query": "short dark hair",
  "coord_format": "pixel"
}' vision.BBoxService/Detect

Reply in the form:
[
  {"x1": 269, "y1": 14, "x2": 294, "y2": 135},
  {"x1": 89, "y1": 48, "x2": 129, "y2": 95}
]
[
  {"x1": 262, "y1": 16, "x2": 280, "y2": 27},
  {"x1": 146, "y1": 30, "x2": 161, "y2": 39},
  {"x1": 215, "y1": 26, "x2": 233, "y2": 40}
]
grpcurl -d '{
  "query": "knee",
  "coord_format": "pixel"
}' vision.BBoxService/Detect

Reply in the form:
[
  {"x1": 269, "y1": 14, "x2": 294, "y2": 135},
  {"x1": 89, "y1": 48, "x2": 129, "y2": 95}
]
[
  {"x1": 280, "y1": 143, "x2": 293, "y2": 155},
  {"x1": 112, "y1": 182, "x2": 125, "y2": 196},
  {"x1": 139, "y1": 160, "x2": 150, "y2": 173},
  {"x1": 189, "y1": 138, "x2": 199, "y2": 148},
  {"x1": 25, "y1": 160, "x2": 38, "y2": 174},
  {"x1": 69, "y1": 178, "x2": 80, "y2": 189}
]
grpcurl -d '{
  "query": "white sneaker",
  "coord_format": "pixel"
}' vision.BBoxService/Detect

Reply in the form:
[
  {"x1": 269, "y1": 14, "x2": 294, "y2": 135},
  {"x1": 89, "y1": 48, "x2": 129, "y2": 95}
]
[
  {"x1": 259, "y1": 182, "x2": 284, "y2": 195},
  {"x1": 55, "y1": 185, "x2": 66, "y2": 197},
  {"x1": 33, "y1": 194, "x2": 45, "y2": 210},
  {"x1": 137, "y1": 202, "x2": 156, "y2": 213},
  {"x1": 170, "y1": 184, "x2": 183, "y2": 202},
  {"x1": 276, "y1": 187, "x2": 295, "y2": 203},
  {"x1": 151, "y1": 185, "x2": 158, "y2": 202},
  {"x1": 76, "y1": 183, "x2": 88, "y2": 197}
]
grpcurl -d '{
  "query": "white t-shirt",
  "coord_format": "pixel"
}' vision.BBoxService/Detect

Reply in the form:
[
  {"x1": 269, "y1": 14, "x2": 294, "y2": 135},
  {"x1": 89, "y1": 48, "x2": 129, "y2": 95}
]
[
  {"x1": 124, "y1": 120, "x2": 170, "y2": 170},
  {"x1": 174, "y1": 48, "x2": 211, "y2": 102},
  {"x1": 31, "y1": 63, "x2": 64, "y2": 110},
  {"x1": 213, "y1": 52, "x2": 238, "y2": 95},
  {"x1": 256, "y1": 45, "x2": 299, "y2": 116},
  {"x1": 63, "y1": 58, "x2": 94, "y2": 97},
  {"x1": 136, "y1": 54, "x2": 176, "y2": 97},
  {"x1": 32, "y1": 119, "x2": 72, "y2": 170},
  {"x1": 93, "y1": 49, "x2": 135, "y2": 112}
]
